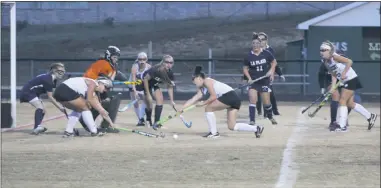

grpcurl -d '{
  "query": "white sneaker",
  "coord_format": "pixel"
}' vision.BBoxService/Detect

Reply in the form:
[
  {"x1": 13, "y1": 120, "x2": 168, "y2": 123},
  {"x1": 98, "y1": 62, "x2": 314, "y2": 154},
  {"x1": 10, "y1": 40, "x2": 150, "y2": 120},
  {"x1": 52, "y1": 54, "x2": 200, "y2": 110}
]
[
  {"x1": 202, "y1": 132, "x2": 220, "y2": 138},
  {"x1": 32, "y1": 126, "x2": 47, "y2": 135}
]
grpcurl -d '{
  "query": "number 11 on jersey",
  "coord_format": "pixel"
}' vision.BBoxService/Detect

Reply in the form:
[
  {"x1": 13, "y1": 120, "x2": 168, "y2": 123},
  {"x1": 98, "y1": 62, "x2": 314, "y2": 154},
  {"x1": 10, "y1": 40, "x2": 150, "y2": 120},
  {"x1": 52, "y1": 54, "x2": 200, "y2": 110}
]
[{"x1": 256, "y1": 66, "x2": 263, "y2": 72}]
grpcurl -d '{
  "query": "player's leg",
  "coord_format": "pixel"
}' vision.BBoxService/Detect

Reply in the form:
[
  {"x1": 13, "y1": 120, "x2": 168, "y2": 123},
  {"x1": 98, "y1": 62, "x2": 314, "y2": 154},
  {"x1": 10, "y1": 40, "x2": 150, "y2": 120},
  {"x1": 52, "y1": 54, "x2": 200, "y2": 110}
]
[
  {"x1": 256, "y1": 91, "x2": 262, "y2": 116},
  {"x1": 152, "y1": 87, "x2": 165, "y2": 128},
  {"x1": 248, "y1": 87, "x2": 259, "y2": 125},
  {"x1": 28, "y1": 97, "x2": 47, "y2": 134},
  {"x1": 260, "y1": 86, "x2": 277, "y2": 125},
  {"x1": 347, "y1": 93, "x2": 377, "y2": 130},
  {"x1": 144, "y1": 87, "x2": 154, "y2": 127},
  {"x1": 269, "y1": 85, "x2": 280, "y2": 115},
  {"x1": 137, "y1": 91, "x2": 146, "y2": 126},
  {"x1": 129, "y1": 88, "x2": 141, "y2": 124},
  {"x1": 329, "y1": 84, "x2": 340, "y2": 130},
  {"x1": 203, "y1": 99, "x2": 229, "y2": 138}
]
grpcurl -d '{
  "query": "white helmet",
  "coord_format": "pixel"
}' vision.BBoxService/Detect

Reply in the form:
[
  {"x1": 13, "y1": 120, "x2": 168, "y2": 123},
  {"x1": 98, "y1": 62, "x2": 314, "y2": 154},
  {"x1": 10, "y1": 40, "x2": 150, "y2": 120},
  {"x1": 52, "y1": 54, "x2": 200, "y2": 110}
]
[
  {"x1": 97, "y1": 76, "x2": 113, "y2": 89},
  {"x1": 136, "y1": 52, "x2": 148, "y2": 63}
]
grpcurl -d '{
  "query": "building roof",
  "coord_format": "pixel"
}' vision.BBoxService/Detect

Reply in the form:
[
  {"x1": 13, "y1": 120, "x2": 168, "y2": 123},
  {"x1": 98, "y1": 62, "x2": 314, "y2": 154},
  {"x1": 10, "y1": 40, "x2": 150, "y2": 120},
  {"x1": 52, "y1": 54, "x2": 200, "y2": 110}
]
[{"x1": 297, "y1": 2, "x2": 379, "y2": 30}]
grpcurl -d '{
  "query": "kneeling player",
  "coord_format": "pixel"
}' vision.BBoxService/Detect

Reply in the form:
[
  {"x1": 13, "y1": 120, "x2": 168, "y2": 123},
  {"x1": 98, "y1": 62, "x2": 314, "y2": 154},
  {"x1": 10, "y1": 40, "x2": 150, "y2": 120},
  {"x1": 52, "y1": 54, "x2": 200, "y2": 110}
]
[
  {"x1": 143, "y1": 55, "x2": 176, "y2": 130},
  {"x1": 181, "y1": 66, "x2": 264, "y2": 138},
  {"x1": 53, "y1": 76, "x2": 114, "y2": 137},
  {"x1": 243, "y1": 32, "x2": 278, "y2": 125},
  {"x1": 20, "y1": 63, "x2": 66, "y2": 135},
  {"x1": 320, "y1": 41, "x2": 377, "y2": 131}
]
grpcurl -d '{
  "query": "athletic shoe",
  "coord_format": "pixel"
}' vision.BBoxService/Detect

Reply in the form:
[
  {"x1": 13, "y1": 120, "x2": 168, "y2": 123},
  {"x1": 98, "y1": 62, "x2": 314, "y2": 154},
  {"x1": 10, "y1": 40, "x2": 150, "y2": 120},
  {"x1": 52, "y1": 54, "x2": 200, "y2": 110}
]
[
  {"x1": 202, "y1": 132, "x2": 220, "y2": 138},
  {"x1": 91, "y1": 132, "x2": 105, "y2": 137},
  {"x1": 368, "y1": 113, "x2": 378, "y2": 130},
  {"x1": 63, "y1": 131, "x2": 75, "y2": 138},
  {"x1": 329, "y1": 122, "x2": 340, "y2": 132},
  {"x1": 152, "y1": 121, "x2": 162, "y2": 131},
  {"x1": 104, "y1": 127, "x2": 120, "y2": 133},
  {"x1": 136, "y1": 118, "x2": 145, "y2": 126},
  {"x1": 255, "y1": 126, "x2": 264, "y2": 138},
  {"x1": 269, "y1": 118, "x2": 277, "y2": 125},
  {"x1": 32, "y1": 126, "x2": 47, "y2": 135},
  {"x1": 335, "y1": 126, "x2": 348, "y2": 132},
  {"x1": 249, "y1": 121, "x2": 255, "y2": 126},
  {"x1": 273, "y1": 111, "x2": 280, "y2": 116}
]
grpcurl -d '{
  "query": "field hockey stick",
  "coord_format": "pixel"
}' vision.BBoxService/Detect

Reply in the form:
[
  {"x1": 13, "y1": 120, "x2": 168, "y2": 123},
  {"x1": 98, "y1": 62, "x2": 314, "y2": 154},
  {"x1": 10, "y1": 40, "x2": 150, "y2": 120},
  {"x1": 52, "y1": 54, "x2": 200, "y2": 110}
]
[
  {"x1": 118, "y1": 99, "x2": 139, "y2": 112},
  {"x1": 154, "y1": 105, "x2": 196, "y2": 128},
  {"x1": 172, "y1": 105, "x2": 192, "y2": 128},
  {"x1": 238, "y1": 75, "x2": 268, "y2": 90},
  {"x1": 302, "y1": 94, "x2": 329, "y2": 114},
  {"x1": 113, "y1": 80, "x2": 142, "y2": 85},
  {"x1": 307, "y1": 81, "x2": 342, "y2": 118},
  {"x1": 63, "y1": 108, "x2": 69, "y2": 119},
  {"x1": 117, "y1": 127, "x2": 165, "y2": 138}
]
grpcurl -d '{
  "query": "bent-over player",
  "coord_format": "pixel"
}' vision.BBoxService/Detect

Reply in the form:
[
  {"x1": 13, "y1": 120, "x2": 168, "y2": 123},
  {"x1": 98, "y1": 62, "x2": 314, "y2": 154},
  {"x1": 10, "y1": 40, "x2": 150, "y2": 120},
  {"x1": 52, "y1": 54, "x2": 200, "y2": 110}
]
[
  {"x1": 128, "y1": 52, "x2": 151, "y2": 126},
  {"x1": 320, "y1": 41, "x2": 377, "y2": 132},
  {"x1": 53, "y1": 76, "x2": 114, "y2": 137},
  {"x1": 20, "y1": 63, "x2": 66, "y2": 135},
  {"x1": 243, "y1": 32, "x2": 278, "y2": 126},
  {"x1": 142, "y1": 55, "x2": 176, "y2": 130},
  {"x1": 181, "y1": 66, "x2": 264, "y2": 138}
]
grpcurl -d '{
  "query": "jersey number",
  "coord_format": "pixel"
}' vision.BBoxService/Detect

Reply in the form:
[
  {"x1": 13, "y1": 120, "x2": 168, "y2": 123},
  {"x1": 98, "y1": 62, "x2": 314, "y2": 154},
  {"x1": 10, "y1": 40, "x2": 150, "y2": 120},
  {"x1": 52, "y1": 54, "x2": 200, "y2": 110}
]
[{"x1": 256, "y1": 66, "x2": 263, "y2": 72}]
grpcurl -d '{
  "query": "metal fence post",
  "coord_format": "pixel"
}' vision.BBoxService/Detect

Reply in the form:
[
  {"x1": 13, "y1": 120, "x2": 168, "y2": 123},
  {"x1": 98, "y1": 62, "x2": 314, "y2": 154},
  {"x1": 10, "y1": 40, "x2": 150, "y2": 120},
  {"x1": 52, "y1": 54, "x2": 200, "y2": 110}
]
[
  {"x1": 208, "y1": 48, "x2": 212, "y2": 77},
  {"x1": 302, "y1": 60, "x2": 307, "y2": 96},
  {"x1": 30, "y1": 60, "x2": 34, "y2": 79}
]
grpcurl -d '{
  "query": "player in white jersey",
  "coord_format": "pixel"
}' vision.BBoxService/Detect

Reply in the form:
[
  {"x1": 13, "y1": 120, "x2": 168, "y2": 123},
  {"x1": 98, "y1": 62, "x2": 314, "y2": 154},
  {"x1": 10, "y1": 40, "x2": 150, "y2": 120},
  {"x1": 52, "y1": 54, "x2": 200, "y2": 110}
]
[
  {"x1": 128, "y1": 52, "x2": 152, "y2": 126},
  {"x1": 53, "y1": 76, "x2": 114, "y2": 137},
  {"x1": 181, "y1": 66, "x2": 264, "y2": 138},
  {"x1": 320, "y1": 41, "x2": 377, "y2": 132}
]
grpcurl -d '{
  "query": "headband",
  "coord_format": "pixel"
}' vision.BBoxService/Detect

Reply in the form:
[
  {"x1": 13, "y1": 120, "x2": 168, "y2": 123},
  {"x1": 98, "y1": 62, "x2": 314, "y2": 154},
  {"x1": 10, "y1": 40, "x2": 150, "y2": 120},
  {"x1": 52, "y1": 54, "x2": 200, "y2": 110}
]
[{"x1": 320, "y1": 43, "x2": 331, "y2": 50}]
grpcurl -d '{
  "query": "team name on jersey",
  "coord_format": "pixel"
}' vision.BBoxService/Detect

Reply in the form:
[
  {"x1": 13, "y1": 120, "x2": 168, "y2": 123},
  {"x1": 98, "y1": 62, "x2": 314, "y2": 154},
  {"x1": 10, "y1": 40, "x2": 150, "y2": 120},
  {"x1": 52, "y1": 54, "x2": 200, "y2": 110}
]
[{"x1": 250, "y1": 59, "x2": 267, "y2": 66}]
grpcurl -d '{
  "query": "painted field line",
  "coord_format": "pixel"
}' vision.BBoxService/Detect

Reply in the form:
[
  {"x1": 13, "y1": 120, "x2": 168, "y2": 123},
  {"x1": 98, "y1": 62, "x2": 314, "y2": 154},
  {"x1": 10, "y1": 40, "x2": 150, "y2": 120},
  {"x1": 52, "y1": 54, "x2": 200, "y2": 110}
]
[
  {"x1": 1, "y1": 114, "x2": 65, "y2": 133},
  {"x1": 275, "y1": 108, "x2": 308, "y2": 188}
]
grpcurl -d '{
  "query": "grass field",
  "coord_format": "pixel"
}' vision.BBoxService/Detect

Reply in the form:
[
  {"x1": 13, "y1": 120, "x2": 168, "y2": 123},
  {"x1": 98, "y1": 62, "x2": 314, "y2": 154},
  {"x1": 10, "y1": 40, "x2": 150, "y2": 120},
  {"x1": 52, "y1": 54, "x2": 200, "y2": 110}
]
[
  {"x1": 1, "y1": 100, "x2": 380, "y2": 188},
  {"x1": 1, "y1": 12, "x2": 324, "y2": 59}
]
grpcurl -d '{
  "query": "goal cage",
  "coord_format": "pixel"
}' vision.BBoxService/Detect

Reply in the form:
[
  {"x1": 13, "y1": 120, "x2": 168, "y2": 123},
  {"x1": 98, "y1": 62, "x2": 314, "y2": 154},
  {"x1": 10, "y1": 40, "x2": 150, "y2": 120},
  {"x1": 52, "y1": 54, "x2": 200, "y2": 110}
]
[{"x1": 1, "y1": 2, "x2": 17, "y2": 129}]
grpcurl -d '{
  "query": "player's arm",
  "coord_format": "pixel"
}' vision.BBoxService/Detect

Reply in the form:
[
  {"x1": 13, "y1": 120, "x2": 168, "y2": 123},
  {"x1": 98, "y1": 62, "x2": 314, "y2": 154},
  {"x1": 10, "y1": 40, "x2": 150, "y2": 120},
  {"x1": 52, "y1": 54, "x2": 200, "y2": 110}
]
[
  {"x1": 167, "y1": 71, "x2": 175, "y2": 103},
  {"x1": 143, "y1": 73, "x2": 152, "y2": 97},
  {"x1": 333, "y1": 53, "x2": 353, "y2": 78},
  {"x1": 269, "y1": 54, "x2": 277, "y2": 75},
  {"x1": 43, "y1": 81, "x2": 63, "y2": 111},
  {"x1": 130, "y1": 65, "x2": 138, "y2": 92},
  {"x1": 200, "y1": 79, "x2": 217, "y2": 106},
  {"x1": 243, "y1": 58, "x2": 252, "y2": 80},
  {"x1": 275, "y1": 65, "x2": 283, "y2": 77},
  {"x1": 182, "y1": 89, "x2": 203, "y2": 109},
  {"x1": 114, "y1": 71, "x2": 128, "y2": 81},
  {"x1": 85, "y1": 80, "x2": 107, "y2": 113}
]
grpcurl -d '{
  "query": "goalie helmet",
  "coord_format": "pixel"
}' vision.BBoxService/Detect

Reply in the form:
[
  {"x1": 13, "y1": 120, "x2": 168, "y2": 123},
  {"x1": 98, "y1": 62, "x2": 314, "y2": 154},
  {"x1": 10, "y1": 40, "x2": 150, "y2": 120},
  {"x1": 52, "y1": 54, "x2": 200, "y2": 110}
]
[{"x1": 105, "y1": 46, "x2": 121, "y2": 67}]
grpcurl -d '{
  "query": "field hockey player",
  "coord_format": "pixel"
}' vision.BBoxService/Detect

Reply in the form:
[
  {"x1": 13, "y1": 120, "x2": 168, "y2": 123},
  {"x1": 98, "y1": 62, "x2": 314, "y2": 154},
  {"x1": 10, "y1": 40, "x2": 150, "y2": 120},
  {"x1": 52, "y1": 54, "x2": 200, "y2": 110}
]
[
  {"x1": 142, "y1": 55, "x2": 176, "y2": 129},
  {"x1": 320, "y1": 41, "x2": 378, "y2": 132},
  {"x1": 128, "y1": 52, "x2": 151, "y2": 126},
  {"x1": 53, "y1": 76, "x2": 114, "y2": 137},
  {"x1": 181, "y1": 66, "x2": 264, "y2": 138},
  {"x1": 19, "y1": 63, "x2": 66, "y2": 135},
  {"x1": 243, "y1": 32, "x2": 278, "y2": 126}
]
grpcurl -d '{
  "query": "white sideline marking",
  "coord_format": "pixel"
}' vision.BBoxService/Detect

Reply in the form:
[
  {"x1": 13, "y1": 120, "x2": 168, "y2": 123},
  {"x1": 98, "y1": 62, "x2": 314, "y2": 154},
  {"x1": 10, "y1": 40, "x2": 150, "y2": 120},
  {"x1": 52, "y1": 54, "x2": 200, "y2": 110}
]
[{"x1": 275, "y1": 108, "x2": 308, "y2": 188}]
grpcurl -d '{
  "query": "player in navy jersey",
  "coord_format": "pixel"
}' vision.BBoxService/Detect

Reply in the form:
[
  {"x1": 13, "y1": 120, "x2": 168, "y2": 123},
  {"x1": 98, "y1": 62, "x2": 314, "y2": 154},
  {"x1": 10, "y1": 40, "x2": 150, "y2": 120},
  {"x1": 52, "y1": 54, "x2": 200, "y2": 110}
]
[
  {"x1": 243, "y1": 32, "x2": 278, "y2": 125},
  {"x1": 255, "y1": 32, "x2": 285, "y2": 117},
  {"x1": 142, "y1": 55, "x2": 176, "y2": 130},
  {"x1": 19, "y1": 63, "x2": 66, "y2": 135},
  {"x1": 318, "y1": 50, "x2": 362, "y2": 130}
]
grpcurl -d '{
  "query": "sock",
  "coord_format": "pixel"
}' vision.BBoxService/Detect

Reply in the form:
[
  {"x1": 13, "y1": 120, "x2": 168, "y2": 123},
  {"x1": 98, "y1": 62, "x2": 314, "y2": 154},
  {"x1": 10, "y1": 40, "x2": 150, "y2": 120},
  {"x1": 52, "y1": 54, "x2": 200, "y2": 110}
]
[
  {"x1": 233, "y1": 123, "x2": 257, "y2": 132},
  {"x1": 81, "y1": 110, "x2": 97, "y2": 133},
  {"x1": 205, "y1": 112, "x2": 217, "y2": 135},
  {"x1": 145, "y1": 108, "x2": 152, "y2": 122},
  {"x1": 249, "y1": 103, "x2": 256, "y2": 122},
  {"x1": 330, "y1": 101, "x2": 339, "y2": 123},
  {"x1": 154, "y1": 105, "x2": 163, "y2": 123},
  {"x1": 264, "y1": 104, "x2": 273, "y2": 119},
  {"x1": 270, "y1": 90, "x2": 278, "y2": 112},
  {"x1": 353, "y1": 103, "x2": 371, "y2": 119},
  {"x1": 134, "y1": 106, "x2": 140, "y2": 119},
  {"x1": 139, "y1": 103, "x2": 146, "y2": 120},
  {"x1": 34, "y1": 109, "x2": 45, "y2": 129},
  {"x1": 256, "y1": 93, "x2": 262, "y2": 114},
  {"x1": 65, "y1": 111, "x2": 81, "y2": 133},
  {"x1": 337, "y1": 106, "x2": 348, "y2": 128}
]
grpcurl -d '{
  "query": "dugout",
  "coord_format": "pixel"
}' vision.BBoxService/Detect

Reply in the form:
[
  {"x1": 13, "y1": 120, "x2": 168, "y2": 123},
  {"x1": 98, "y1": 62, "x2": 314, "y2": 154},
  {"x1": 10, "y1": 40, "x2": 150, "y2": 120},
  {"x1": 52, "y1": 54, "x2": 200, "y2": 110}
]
[{"x1": 296, "y1": 2, "x2": 381, "y2": 95}]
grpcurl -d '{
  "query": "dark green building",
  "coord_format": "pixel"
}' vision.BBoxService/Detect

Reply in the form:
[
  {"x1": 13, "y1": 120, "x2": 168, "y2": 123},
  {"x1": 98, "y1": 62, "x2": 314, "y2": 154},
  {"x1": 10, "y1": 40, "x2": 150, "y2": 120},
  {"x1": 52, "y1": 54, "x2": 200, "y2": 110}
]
[{"x1": 297, "y1": 2, "x2": 380, "y2": 95}]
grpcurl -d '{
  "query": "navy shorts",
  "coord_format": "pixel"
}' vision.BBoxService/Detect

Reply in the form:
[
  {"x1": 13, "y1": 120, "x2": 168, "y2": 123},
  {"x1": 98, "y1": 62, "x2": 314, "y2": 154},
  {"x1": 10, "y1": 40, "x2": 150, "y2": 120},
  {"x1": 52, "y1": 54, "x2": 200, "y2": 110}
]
[
  {"x1": 19, "y1": 91, "x2": 38, "y2": 103},
  {"x1": 249, "y1": 77, "x2": 272, "y2": 93}
]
